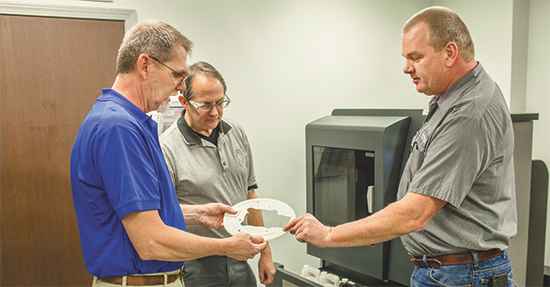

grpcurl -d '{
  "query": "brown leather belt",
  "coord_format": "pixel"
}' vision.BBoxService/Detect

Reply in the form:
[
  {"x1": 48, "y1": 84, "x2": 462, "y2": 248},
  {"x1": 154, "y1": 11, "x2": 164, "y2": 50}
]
[
  {"x1": 100, "y1": 266, "x2": 185, "y2": 286},
  {"x1": 411, "y1": 249, "x2": 503, "y2": 268}
]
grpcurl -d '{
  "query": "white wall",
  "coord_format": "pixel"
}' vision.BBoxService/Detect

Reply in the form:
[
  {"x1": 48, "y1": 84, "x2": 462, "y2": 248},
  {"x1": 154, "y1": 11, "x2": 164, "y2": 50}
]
[
  {"x1": 4, "y1": 0, "x2": 548, "y2": 284},
  {"x1": 525, "y1": 0, "x2": 550, "y2": 273}
]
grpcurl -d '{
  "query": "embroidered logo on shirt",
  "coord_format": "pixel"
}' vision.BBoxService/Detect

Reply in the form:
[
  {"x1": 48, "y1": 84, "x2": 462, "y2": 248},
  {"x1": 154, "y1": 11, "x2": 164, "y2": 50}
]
[
  {"x1": 417, "y1": 131, "x2": 428, "y2": 150},
  {"x1": 235, "y1": 149, "x2": 246, "y2": 165}
]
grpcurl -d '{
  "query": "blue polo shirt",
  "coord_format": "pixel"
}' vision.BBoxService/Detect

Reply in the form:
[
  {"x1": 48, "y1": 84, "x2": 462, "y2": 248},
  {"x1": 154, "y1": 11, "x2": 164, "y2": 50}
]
[{"x1": 70, "y1": 89, "x2": 186, "y2": 277}]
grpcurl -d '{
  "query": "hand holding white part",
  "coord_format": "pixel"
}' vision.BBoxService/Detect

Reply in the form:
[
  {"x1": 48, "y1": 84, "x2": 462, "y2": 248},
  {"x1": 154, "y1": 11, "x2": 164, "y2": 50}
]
[
  {"x1": 181, "y1": 202, "x2": 236, "y2": 228},
  {"x1": 224, "y1": 233, "x2": 267, "y2": 261},
  {"x1": 223, "y1": 198, "x2": 296, "y2": 241},
  {"x1": 283, "y1": 213, "x2": 333, "y2": 248}
]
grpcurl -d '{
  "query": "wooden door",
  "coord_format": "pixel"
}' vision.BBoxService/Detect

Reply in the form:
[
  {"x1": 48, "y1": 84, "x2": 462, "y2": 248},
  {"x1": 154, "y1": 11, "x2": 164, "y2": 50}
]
[{"x1": 1, "y1": 14, "x2": 124, "y2": 286}]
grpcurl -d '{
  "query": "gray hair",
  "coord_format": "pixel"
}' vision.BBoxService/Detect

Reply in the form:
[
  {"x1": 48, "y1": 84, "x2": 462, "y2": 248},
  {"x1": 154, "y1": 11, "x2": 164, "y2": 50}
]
[
  {"x1": 403, "y1": 6, "x2": 475, "y2": 62},
  {"x1": 116, "y1": 20, "x2": 193, "y2": 74},
  {"x1": 182, "y1": 61, "x2": 227, "y2": 101}
]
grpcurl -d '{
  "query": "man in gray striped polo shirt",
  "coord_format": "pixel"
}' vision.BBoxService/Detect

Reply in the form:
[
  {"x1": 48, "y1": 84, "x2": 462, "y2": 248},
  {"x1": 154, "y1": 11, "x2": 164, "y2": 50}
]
[{"x1": 160, "y1": 61, "x2": 275, "y2": 286}]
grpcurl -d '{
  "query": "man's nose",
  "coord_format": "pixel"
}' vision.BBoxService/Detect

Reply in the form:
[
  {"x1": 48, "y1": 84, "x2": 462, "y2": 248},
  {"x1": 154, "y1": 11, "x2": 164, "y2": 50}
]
[
  {"x1": 403, "y1": 60, "x2": 415, "y2": 74},
  {"x1": 209, "y1": 106, "x2": 219, "y2": 116},
  {"x1": 178, "y1": 82, "x2": 187, "y2": 92}
]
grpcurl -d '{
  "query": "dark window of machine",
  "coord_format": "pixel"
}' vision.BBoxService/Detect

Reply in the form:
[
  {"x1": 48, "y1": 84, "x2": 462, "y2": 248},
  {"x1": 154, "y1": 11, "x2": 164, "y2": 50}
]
[{"x1": 312, "y1": 146, "x2": 375, "y2": 227}]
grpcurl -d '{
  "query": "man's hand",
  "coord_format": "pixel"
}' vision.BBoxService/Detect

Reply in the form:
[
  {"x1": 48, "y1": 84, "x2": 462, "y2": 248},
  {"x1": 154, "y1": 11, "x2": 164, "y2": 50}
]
[
  {"x1": 283, "y1": 213, "x2": 333, "y2": 248},
  {"x1": 181, "y1": 203, "x2": 236, "y2": 228},
  {"x1": 223, "y1": 233, "x2": 267, "y2": 261},
  {"x1": 198, "y1": 203, "x2": 236, "y2": 229},
  {"x1": 258, "y1": 246, "x2": 276, "y2": 285}
]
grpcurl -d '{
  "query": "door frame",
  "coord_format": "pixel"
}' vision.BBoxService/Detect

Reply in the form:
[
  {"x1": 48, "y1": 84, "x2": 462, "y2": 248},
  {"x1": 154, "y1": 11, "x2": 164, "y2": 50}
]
[
  {"x1": 0, "y1": 1, "x2": 136, "y2": 31},
  {"x1": 1, "y1": 2, "x2": 135, "y2": 284}
]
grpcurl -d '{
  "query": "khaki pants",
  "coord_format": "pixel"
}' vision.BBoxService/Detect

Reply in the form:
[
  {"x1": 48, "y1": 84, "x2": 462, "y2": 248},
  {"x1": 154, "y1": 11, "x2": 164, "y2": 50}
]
[{"x1": 92, "y1": 270, "x2": 184, "y2": 287}]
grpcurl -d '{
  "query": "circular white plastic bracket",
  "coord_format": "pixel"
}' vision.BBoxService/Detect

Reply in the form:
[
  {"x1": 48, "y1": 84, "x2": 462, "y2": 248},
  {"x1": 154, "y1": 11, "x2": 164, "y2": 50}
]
[{"x1": 223, "y1": 198, "x2": 296, "y2": 241}]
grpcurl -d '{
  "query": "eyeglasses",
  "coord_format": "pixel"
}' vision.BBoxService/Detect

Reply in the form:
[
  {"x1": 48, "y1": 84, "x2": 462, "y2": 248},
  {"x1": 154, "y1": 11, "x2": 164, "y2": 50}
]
[
  {"x1": 149, "y1": 55, "x2": 188, "y2": 86},
  {"x1": 189, "y1": 95, "x2": 231, "y2": 113}
]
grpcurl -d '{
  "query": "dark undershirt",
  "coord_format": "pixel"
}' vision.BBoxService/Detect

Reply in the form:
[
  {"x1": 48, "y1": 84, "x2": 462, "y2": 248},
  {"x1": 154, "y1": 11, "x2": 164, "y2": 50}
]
[{"x1": 196, "y1": 126, "x2": 219, "y2": 146}]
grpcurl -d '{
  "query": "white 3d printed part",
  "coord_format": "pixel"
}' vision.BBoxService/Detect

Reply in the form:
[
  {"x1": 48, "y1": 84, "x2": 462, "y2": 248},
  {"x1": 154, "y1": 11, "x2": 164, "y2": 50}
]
[{"x1": 223, "y1": 198, "x2": 296, "y2": 241}]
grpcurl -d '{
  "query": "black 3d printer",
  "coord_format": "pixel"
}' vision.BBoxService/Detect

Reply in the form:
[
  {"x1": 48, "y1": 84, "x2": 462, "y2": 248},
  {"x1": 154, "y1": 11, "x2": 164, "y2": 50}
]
[{"x1": 275, "y1": 109, "x2": 426, "y2": 286}]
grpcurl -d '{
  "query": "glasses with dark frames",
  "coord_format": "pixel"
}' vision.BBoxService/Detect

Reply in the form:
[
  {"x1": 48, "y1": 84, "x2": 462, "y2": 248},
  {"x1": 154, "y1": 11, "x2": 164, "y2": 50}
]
[{"x1": 149, "y1": 55, "x2": 188, "y2": 86}]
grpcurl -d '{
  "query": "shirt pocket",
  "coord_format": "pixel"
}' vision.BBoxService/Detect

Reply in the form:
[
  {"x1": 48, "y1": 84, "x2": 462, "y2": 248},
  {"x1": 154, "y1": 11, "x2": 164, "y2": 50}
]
[{"x1": 409, "y1": 130, "x2": 429, "y2": 172}]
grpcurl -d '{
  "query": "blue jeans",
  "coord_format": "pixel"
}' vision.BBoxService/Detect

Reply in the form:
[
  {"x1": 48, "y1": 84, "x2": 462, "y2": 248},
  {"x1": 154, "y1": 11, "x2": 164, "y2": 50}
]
[{"x1": 410, "y1": 251, "x2": 517, "y2": 287}]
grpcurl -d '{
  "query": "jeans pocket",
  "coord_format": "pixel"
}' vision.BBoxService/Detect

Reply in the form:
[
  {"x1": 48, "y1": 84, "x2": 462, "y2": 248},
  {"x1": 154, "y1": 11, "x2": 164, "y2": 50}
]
[
  {"x1": 476, "y1": 261, "x2": 516, "y2": 287},
  {"x1": 429, "y1": 267, "x2": 473, "y2": 287}
]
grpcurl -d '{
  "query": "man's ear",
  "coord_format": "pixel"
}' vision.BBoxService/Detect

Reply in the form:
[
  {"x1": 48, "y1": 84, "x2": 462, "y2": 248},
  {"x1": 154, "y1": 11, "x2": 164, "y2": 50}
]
[
  {"x1": 178, "y1": 94, "x2": 187, "y2": 108},
  {"x1": 444, "y1": 42, "x2": 459, "y2": 67},
  {"x1": 135, "y1": 54, "x2": 150, "y2": 79}
]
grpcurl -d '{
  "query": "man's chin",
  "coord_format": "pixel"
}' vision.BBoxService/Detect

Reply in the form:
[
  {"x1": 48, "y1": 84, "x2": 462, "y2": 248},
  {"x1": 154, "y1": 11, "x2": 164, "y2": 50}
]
[
  {"x1": 205, "y1": 120, "x2": 220, "y2": 129},
  {"x1": 156, "y1": 100, "x2": 171, "y2": 113},
  {"x1": 415, "y1": 86, "x2": 430, "y2": 95}
]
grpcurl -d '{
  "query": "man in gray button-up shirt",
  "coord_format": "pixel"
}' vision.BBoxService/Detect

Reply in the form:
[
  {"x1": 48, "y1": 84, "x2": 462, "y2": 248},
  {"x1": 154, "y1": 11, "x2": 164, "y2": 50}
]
[{"x1": 284, "y1": 6, "x2": 516, "y2": 286}]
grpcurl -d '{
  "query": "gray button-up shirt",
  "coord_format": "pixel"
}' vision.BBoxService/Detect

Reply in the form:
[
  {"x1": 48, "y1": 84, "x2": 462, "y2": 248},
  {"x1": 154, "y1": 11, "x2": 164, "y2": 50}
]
[{"x1": 397, "y1": 63, "x2": 517, "y2": 256}]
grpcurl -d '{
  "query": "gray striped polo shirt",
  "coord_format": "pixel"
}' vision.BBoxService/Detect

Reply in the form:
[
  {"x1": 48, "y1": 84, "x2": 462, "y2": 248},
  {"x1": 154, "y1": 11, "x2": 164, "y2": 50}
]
[
  {"x1": 397, "y1": 63, "x2": 517, "y2": 256},
  {"x1": 160, "y1": 111, "x2": 258, "y2": 239}
]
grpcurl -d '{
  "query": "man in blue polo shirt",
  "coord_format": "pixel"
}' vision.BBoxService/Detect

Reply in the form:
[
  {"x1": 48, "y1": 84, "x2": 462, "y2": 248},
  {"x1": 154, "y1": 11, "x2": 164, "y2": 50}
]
[{"x1": 70, "y1": 20, "x2": 267, "y2": 287}]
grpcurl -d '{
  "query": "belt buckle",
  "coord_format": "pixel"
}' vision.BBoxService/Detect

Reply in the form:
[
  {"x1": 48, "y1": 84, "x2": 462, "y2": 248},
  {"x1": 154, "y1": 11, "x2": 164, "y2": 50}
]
[{"x1": 411, "y1": 258, "x2": 422, "y2": 267}]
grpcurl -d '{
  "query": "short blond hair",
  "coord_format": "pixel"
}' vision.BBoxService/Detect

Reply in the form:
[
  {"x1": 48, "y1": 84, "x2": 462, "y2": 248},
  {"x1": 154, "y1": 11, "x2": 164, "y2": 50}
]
[
  {"x1": 403, "y1": 6, "x2": 475, "y2": 62},
  {"x1": 116, "y1": 20, "x2": 193, "y2": 74}
]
